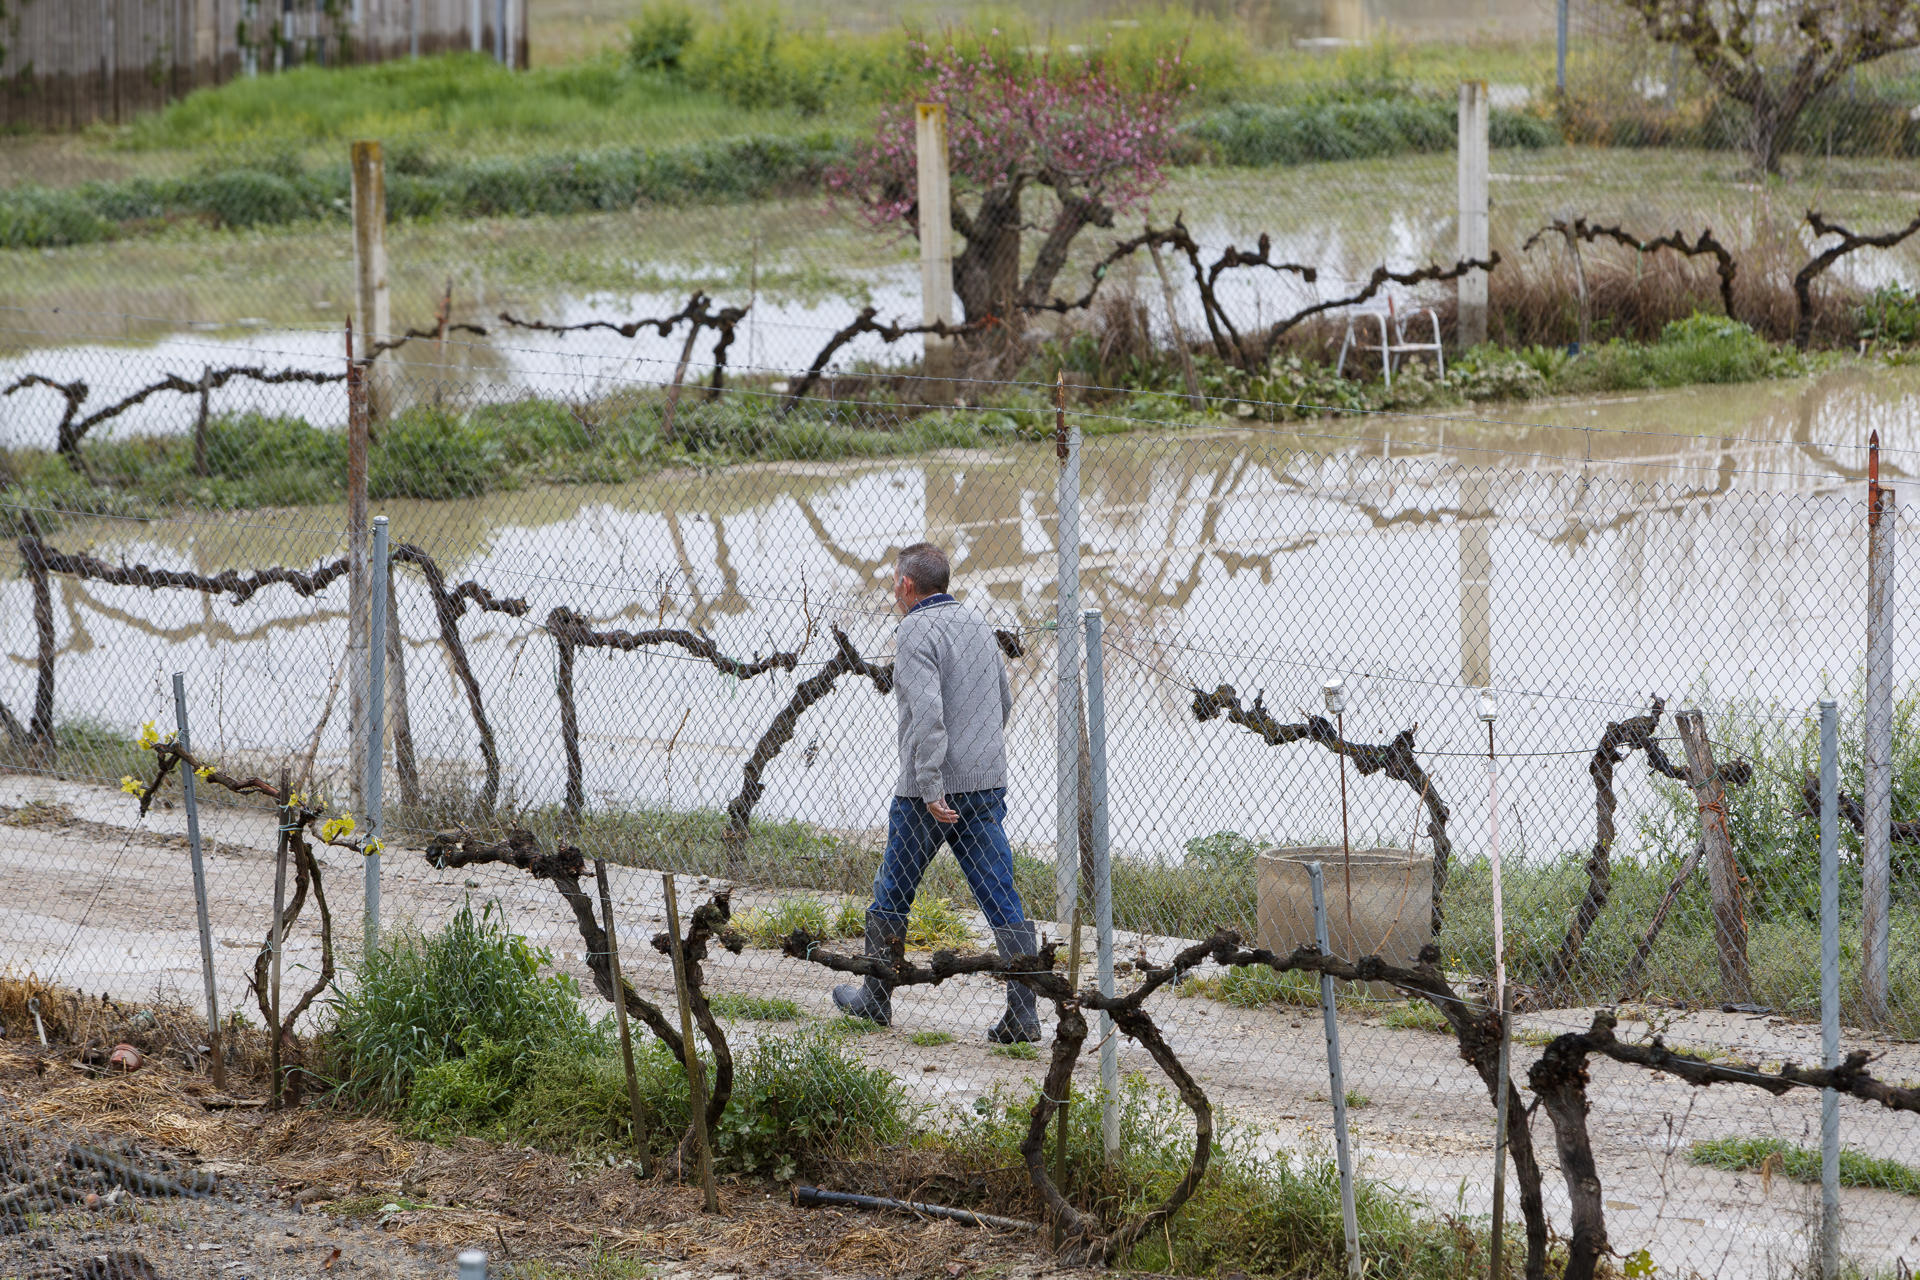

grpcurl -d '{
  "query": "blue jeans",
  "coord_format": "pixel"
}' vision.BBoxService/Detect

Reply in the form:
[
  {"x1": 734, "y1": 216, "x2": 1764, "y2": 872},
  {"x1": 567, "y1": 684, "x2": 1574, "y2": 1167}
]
[{"x1": 871, "y1": 789, "x2": 1027, "y2": 931}]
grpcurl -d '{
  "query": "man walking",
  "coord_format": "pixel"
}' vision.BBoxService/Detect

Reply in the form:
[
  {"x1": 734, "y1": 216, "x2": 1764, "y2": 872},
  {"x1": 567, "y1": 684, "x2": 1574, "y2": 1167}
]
[{"x1": 832, "y1": 542, "x2": 1041, "y2": 1043}]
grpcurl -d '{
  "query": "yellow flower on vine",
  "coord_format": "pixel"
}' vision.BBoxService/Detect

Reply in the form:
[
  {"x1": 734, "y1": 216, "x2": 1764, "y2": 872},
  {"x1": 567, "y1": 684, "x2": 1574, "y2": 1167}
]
[
  {"x1": 363, "y1": 837, "x2": 384, "y2": 857},
  {"x1": 119, "y1": 776, "x2": 147, "y2": 798},
  {"x1": 320, "y1": 812, "x2": 357, "y2": 843},
  {"x1": 137, "y1": 721, "x2": 159, "y2": 750},
  {"x1": 286, "y1": 790, "x2": 308, "y2": 808},
  {"x1": 195, "y1": 765, "x2": 216, "y2": 780}
]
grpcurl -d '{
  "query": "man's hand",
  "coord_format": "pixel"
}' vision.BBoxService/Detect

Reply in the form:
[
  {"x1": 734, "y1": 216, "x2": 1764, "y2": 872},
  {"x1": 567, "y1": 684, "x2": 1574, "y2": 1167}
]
[{"x1": 928, "y1": 798, "x2": 959, "y2": 824}]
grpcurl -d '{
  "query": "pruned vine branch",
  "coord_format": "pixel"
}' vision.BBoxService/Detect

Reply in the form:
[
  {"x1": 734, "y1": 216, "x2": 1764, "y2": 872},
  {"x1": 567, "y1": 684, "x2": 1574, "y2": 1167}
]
[
  {"x1": 1532, "y1": 1008, "x2": 1920, "y2": 1280},
  {"x1": 1545, "y1": 698, "x2": 1691, "y2": 996},
  {"x1": 1265, "y1": 254, "x2": 1501, "y2": 354},
  {"x1": 1523, "y1": 218, "x2": 1739, "y2": 320},
  {"x1": 499, "y1": 292, "x2": 749, "y2": 396},
  {"x1": 20, "y1": 537, "x2": 349, "y2": 605},
  {"x1": 782, "y1": 929, "x2": 1211, "y2": 1266},
  {"x1": 548, "y1": 604, "x2": 816, "y2": 821},
  {"x1": 422, "y1": 828, "x2": 741, "y2": 1170},
  {"x1": 250, "y1": 817, "x2": 335, "y2": 1066},
  {"x1": 3, "y1": 365, "x2": 346, "y2": 474},
  {"x1": 783, "y1": 308, "x2": 999, "y2": 409},
  {"x1": 362, "y1": 320, "x2": 490, "y2": 362},
  {"x1": 1189, "y1": 683, "x2": 1453, "y2": 932},
  {"x1": 391, "y1": 543, "x2": 527, "y2": 811},
  {"x1": 786, "y1": 926, "x2": 1552, "y2": 1276},
  {"x1": 1794, "y1": 208, "x2": 1920, "y2": 349}
]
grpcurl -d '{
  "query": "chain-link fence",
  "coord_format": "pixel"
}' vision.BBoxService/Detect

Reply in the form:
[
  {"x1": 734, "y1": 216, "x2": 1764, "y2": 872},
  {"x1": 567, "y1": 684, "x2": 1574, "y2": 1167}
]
[{"x1": 3, "y1": 307, "x2": 1919, "y2": 1278}]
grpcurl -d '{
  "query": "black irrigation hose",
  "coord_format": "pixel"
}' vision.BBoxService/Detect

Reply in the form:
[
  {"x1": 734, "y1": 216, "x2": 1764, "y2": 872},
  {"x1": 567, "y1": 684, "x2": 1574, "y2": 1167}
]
[{"x1": 790, "y1": 1184, "x2": 1040, "y2": 1233}]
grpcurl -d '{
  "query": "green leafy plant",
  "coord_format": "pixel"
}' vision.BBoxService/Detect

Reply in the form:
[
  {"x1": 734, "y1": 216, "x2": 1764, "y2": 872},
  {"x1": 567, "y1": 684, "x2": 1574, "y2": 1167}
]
[
  {"x1": 1857, "y1": 282, "x2": 1920, "y2": 348},
  {"x1": 627, "y1": 0, "x2": 699, "y2": 72},
  {"x1": 909, "y1": 1030, "x2": 955, "y2": 1046},
  {"x1": 989, "y1": 1040, "x2": 1039, "y2": 1060},
  {"x1": 327, "y1": 899, "x2": 605, "y2": 1105}
]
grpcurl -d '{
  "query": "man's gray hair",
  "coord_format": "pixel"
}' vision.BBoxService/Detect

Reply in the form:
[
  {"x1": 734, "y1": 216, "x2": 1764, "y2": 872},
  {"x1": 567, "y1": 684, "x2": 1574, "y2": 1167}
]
[{"x1": 896, "y1": 542, "x2": 950, "y2": 594}]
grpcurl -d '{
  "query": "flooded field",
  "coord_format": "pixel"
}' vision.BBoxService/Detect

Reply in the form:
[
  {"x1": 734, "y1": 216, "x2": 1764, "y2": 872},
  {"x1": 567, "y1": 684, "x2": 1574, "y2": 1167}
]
[
  {"x1": 6, "y1": 144, "x2": 1919, "y2": 382},
  {"x1": 5, "y1": 362, "x2": 1915, "y2": 862}
]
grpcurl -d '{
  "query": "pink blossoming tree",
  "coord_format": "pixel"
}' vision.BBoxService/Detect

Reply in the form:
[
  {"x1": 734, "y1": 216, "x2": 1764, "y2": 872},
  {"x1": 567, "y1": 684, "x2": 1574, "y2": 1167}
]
[{"x1": 831, "y1": 40, "x2": 1189, "y2": 326}]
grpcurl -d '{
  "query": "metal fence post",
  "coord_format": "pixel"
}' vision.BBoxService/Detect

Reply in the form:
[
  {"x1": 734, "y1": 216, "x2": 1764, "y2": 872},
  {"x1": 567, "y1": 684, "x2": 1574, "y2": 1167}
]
[
  {"x1": 1556, "y1": 0, "x2": 1569, "y2": 94},
  {"x1": 456, "y1": 1249, "x2": 486, "y2": 1280},
  {"x1": 1083, "y1": 608, "x2": 1119, "y2": 1163},
  {"x1": 1309, "y1": 861, "x2": 1362, "y2": 1280},
  {"x1": 1053, "y1": 375, "x2": 1082, "y2": 940},
  {"x1": 364, "y1": 514, "x2": 388, "y2": 958},
  {"x1": 1863, "y1": 435, "x2": 1895, "y2": 1024},
  {"x1": 1819, "y1": 697, "x2": 1842, "y2": 1277},
  {"x1": 172, "y1": 672, "x2": 226, "y2": 1091}
]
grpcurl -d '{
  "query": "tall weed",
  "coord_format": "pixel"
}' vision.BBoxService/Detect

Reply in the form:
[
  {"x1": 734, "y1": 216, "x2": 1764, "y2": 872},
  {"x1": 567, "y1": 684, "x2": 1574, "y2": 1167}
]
[{"x1": 327, "y1": 900, "x2": 605, "y2": 1104}]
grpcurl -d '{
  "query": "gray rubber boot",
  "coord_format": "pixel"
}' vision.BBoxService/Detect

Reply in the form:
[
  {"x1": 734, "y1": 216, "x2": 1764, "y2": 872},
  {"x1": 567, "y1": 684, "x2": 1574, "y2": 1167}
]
[
  {"x1": 987, "y1": 921, "x2": 1043, "y2": 1043},
  {"x1": 832, "y1": 908, "x2": 908, "y2": 1026}
]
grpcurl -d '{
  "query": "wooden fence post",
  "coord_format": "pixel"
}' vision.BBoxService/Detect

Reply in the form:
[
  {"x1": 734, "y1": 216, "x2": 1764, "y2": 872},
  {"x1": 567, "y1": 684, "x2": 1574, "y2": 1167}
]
[
  {"x1": 351, "y1": 140, "x2": 390, "y2": 422},
  {"x1": 1456, "y1": 80, "x2": 1489, "y2": 347},
  {"x1": 916, "y1": 103, "x2": 955, "y2": 401},
  {"x1": 1675, "y1": 709, "x2": 1751, "y2": 1004}
]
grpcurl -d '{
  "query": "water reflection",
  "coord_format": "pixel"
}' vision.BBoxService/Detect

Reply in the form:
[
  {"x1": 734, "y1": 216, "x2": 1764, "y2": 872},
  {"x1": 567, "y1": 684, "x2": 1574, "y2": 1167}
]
[{"x1": 4, "y1": 365, "x2": 1916, "y2": 863}]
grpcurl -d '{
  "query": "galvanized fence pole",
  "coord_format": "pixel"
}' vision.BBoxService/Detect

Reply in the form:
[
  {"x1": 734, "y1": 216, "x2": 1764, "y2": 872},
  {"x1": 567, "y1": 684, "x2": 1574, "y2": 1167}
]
[
  {"x1": 364, "y1": 515, "x2": 388, "y2": 958},
  {"x1": 456, "y1": 1249, "x2": 486, "y2": 1280},
  {"x1": 1309, "y1": 861, "x2": 1362, "y2": 1280},
  {"x1": 172, "y1": 672, "x2": 226, "y2": 1091},
  {"x1": 1083, "y1": 608, "x2": 1119, "y2": 1163},
  {"x1": 1819, "y1": 697, "x2": 1842, "y2": 1277}
]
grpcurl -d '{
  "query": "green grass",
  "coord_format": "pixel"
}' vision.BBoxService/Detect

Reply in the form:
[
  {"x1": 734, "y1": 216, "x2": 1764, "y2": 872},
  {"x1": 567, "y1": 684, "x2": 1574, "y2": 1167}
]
[
  {"x1": 908, "y1": 1030, "x2": 955, "y2": 1047},
  {"x1": 0, "y1": 718, "x2": 150, "y2": 794},
  {"x1": 826, "y1": 1015, "x2": 884, "y2": 1037},
  {"x1": 1186, "y1": 99, "x2": 1556, "y2": 168},
  {"x1": 925, "y1": 1075, "x2": 1529, "y2": 1278},
  {"x1": 395, "y1": 1013, "x2": 908, "y2": 1179},
  {"x1": 1344, "y1": 1090, "x2": 1370, "y2": 1110},
  {"x1": 0, "y1": 131, "x2": 849, "y2": 249},
  {"x1": 505, "y1": 1245, "x2": 656, "y2": 1280},
  {"x1": 706, "y1": 993, "x2": 805, "y2": 1022},
  {"x1": 1689, "y1": 1138, "x2": 1920, "y2": 1198},
  {"x1": 1378, "y1": 1001, "x2": 1452, "y2": 1034},
  {"x1": 988, "y1": 1040, "x2": 1039, "y2": 1060},
  {"x1": 121, "y1": 52, "x2": 840, "y2": 155},
  {"x1": 1178, "y1": 965, "x2": 1322, "y2": 1009}
]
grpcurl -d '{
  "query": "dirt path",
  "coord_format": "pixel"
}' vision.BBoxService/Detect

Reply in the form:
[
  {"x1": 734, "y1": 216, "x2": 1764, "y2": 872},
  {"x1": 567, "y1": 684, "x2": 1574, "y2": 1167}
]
[{"x1": 4, "y1": 774, "x2": 1919, "y2": 1278}]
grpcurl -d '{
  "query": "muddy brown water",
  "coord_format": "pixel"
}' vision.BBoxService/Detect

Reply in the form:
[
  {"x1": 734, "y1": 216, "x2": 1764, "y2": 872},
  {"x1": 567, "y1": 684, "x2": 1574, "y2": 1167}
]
[{"x1": 4, "y1": 363, "x2": 1917, "y2": 860}]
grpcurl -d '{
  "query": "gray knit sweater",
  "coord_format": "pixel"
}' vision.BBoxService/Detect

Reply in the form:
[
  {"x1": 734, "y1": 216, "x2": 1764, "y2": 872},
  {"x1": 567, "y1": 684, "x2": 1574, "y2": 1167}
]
[{"x1": 892, "y1": 598, "x2": 1013, "y2": 802}]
